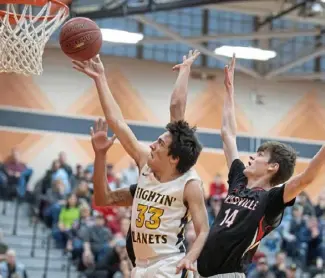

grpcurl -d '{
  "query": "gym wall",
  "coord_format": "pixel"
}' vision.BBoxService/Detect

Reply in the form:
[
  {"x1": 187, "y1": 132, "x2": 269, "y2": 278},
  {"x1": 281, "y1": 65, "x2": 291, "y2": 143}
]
[{"x1": 1, "y1": 48, "x2": 325, "y2": 202}]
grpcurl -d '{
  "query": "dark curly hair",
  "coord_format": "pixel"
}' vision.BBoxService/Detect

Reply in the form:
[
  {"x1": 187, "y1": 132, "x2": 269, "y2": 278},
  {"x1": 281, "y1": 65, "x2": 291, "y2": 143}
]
[
  {"x1": 165, "y1": 120, "x2": 202, "y2": 174},
  {"x1": 258, "y1": 141, "x2": 297, "y2": 186}
]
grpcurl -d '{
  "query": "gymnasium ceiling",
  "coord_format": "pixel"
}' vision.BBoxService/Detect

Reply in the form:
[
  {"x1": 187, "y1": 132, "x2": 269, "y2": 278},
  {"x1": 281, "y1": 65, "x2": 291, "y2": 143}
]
[{"x1": 50, "y1": 0, "x2": 325, "y2": 81}]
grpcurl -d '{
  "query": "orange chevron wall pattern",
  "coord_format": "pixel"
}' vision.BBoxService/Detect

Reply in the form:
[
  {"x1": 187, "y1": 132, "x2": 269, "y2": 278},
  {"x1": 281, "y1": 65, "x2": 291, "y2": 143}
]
[{"x1": 0, "y1": 49, "x2": 325, "y2": 203}]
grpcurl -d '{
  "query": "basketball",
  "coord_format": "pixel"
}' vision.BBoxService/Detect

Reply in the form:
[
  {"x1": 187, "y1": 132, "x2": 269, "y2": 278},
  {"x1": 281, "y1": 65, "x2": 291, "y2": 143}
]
[{"x1": 59, "y1": 17, "x2": 103, "y2": 61}]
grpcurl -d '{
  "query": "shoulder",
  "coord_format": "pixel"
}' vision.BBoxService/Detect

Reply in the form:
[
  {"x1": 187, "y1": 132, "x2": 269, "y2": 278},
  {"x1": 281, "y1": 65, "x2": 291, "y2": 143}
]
[
  {"x1": 184, "y1": 179, "x2": 204, "y2": 202},
  {"x1": 183, "y1": 168, "x2": 201, "y2": 183},
  {"x1": 227, "y1": 159, "x2": 247, "y2": 188},
  {"x1": 229, "y1": 159, "x2": 246, "y2": 173}
]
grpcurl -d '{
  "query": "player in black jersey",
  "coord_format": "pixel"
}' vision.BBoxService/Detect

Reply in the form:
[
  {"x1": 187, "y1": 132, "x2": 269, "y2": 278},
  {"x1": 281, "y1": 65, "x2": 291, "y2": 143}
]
[{"x1": 197, "y1": 55, "x2": 325, "y2": 278}]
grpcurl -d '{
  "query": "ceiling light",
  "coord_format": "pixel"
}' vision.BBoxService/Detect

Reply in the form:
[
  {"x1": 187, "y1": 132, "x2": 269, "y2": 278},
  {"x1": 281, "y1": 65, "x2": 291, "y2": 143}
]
[
  {"x1": 101, "y1": 28, "x2": 144, "y2": 44},
  {"x1": 214, "y1": 46, "x2": 277, "y2": 61}
]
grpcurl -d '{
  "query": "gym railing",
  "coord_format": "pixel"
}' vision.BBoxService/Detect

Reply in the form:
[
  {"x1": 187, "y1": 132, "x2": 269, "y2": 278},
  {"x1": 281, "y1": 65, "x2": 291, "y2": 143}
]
[{"x1": 1, "y1": 196, "x2": 73, "y2": 278}]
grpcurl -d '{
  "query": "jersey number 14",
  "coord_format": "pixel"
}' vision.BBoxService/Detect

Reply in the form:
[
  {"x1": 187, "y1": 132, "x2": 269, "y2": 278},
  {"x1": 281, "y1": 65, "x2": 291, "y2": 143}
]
[{"x1": 220, "y1": 208, "x2": 239, "y2": 228}]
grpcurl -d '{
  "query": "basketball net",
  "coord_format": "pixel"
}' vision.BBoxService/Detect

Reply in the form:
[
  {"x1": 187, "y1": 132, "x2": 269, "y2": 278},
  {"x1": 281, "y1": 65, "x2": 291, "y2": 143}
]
[{"x1": 0, "y1": 2, "x2": 69, "y2": 75}]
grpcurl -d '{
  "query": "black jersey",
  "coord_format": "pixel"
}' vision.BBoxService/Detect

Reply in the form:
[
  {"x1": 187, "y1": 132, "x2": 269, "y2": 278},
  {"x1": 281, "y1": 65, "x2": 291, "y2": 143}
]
[
  {"x1": 198, "y1": 159, "x2": 295, "y2": 277},
  {"x1": 126, "y1": 184, "x2": 137, "y2": 267}
]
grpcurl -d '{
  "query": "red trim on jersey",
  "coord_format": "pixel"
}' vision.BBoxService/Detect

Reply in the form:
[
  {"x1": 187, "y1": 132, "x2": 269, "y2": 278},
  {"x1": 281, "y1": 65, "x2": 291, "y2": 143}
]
[{"x1": 256, "y1": 216, "x2": 266, "y2": 242}]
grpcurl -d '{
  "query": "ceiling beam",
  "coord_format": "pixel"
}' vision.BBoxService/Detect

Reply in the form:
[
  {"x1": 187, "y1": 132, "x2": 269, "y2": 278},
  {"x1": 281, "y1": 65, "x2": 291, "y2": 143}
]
[
  {"x1": 209, "y1": 3, "x2": 325, "y2": 26},
  {"x1": 273, "y1": 72, "x2": 325, "y2": 81},
  {"x1": 133, "y1": 15, "x2": 261, "y2": 78},
  {"x1": 258, "y1": 0, "x2": 307, "y2": 28},
  {"x1": 265, "y1": 46, "x2": 325, "y2": 79},
  {"x1": 140, "y1": 29, "x2": 320, "y2": 44}
]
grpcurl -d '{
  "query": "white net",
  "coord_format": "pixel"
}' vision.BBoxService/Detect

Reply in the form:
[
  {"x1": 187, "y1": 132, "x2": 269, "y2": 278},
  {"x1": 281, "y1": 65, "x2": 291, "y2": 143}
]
[{"x1": 0, "y1": 2, "x2": 69, "y2": 75}]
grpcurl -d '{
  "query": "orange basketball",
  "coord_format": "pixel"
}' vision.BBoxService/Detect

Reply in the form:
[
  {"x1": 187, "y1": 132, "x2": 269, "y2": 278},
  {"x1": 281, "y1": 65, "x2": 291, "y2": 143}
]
[{"x1": 59, "y1": 17, "x2": 103, "y2": 61}]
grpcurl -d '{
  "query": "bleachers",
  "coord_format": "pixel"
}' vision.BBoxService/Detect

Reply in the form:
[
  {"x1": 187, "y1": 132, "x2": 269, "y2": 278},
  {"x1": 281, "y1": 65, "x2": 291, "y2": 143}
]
[{"x1": 0, "y1": 199, "x2": 80, "y2": 278}]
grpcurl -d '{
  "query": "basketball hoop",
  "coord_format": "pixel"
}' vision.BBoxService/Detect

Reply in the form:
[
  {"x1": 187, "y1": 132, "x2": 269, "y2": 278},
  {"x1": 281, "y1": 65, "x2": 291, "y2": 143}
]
[{"x1": 0, "y1": 0, "x2": 69, "y2": 75}]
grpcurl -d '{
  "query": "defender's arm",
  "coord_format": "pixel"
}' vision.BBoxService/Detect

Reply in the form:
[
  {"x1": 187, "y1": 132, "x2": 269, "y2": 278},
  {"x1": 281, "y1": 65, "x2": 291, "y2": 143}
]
[
  {"x1": 221, "y1": 55, "x2": 239, "y2": 169},
  {"x1": 283, "y1": 146, "x2": 325, "y2": 203}
]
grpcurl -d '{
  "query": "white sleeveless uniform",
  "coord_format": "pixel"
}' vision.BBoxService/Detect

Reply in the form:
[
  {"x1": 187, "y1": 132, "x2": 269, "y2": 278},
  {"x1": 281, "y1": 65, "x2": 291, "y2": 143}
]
[{"x1": 130, "y1": 164, "x2": 201, "y2": 278}]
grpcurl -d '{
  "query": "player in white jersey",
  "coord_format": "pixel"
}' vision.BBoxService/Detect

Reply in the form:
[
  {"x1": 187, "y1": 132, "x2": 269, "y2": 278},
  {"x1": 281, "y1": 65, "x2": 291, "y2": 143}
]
[{"x1": 75, "y1": 51, "x2": 209, "y2": 277}]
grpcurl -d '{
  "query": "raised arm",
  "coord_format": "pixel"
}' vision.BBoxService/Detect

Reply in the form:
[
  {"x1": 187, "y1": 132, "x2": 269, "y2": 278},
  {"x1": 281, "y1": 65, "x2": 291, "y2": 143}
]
[
  {"x1": 176, "y1": 180, "x2": 209, "y2": 274},
  {"x1": 170, "y1": 50, "x2": 200, "y2": 122},
  {"x1": 91, "y1": 119, "x2": 134, "y2": 207},
  {"x1": 73, "y1": 57, "x2": 149, "y2": 170},
  {"x1": 221, "y1": 54, "x2": 239, "y2": 169},
  {"x1": 283, "y1": 146, "x2": 325, "y2": 203}
]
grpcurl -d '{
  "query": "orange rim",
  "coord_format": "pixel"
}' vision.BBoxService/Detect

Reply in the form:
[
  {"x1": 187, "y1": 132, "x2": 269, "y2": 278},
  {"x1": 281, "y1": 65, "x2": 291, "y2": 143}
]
[{"x1": 0, "y1": 0, "x2": 69, "y2": 24}]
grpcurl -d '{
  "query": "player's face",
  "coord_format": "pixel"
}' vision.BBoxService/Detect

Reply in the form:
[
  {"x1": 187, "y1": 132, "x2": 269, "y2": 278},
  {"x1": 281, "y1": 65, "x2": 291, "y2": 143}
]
[
  {"x1": 148, "y1": 132, "x2": 178, "y2": 172},
  {"x1": 243, "y1": 150, "x2": 275, "y2": 179}
]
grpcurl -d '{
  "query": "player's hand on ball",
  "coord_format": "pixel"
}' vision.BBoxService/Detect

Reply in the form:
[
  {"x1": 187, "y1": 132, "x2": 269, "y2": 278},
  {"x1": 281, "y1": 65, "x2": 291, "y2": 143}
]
[
  {"x1": 176, "y1": 258, "x2": 196, "y2": 274},
  {"x1": 90, "y1": 118, "x2": 117, "y2": 155},
  {"x1": 72, "y1": 55, "x2": 105, "y2": 79},
  {"x1": 173, "y1": 49, "x2": 201, "y2": 71},
  {"x1": 224, "y1": 53, "x2": 236, "y2": 94}
]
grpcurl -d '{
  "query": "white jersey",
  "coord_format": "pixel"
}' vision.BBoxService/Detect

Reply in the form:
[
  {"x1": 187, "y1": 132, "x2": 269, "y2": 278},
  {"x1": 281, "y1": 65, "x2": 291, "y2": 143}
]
[{"x1": 130, "y1": 164, "x2": 201, "y2": 261}]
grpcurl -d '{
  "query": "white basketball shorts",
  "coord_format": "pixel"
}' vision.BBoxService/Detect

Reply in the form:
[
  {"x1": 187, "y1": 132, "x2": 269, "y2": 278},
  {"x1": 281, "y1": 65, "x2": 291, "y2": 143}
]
[{"x1": 131, "y1": 253, "x2": 194, "y2": 278}]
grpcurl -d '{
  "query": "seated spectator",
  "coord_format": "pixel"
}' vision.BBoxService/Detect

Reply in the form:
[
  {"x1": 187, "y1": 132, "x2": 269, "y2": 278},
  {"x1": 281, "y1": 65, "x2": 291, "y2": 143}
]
[
  {"x1": 42, "y1": 179, "x2": 66, "y2": 227},
  {"x1": 207, "y1": 195, "x2": 222, "y2": 226},
  {"x1": 0, "y1": 163, "x2": 8, "y2": 200},
  {"x1": 52, "y1": 193, "x2": 80, "y2": 249},
  {"x1": 285, "y1": 264, "x2": 297, "y2": 278},
  {"x1": 106, "y1": 164, "x2": 117, "y2": 190},
  {"x1": 83, "y1": 169, "x2": 93, "y2": 191},
  {"x1": 120, "y1": 162, "x2": 138, "y2": 188},
  {"x1": 0, "y1": 249, "x2": 28, "y2": 278},
  {"x1": 85, "y1": 239, "x2": 131, "y2": 278},
  {"x1": 71, "y1": 164, "x2": 84, "y2": 190},
  {"x1": 4, "y1": 148, "x2": 33, "y2": 198},
  {"x1": 315, "y1": 193, "x2": 325, "y2": 219},
  {"x1": 42, "y1": 159, "x2": 70, "y2": 195},
  {"x1": 92, "y1": 198, "x2": 120, "y2": 234},
  {"x1": 305, "y1": 216, "x2": 323, "y2": 274},
  {"x1": 116, "y1": 217, "x2": 131, "y2": 240},
  {"x1": 68, "y1": 203, "x2": 96, "y2": 260},
  {"x1": 209, "y1": 174, "x2": 227, "y2": 199},
  {"x1": 81, "y1": 214, "x2": 113, "y2": 267},
  {"x1": 0, "y1": 230, "x2": 8, "y2": 263},
  {"x1": 297, "y1": 192, "x2": 315, "y2": 216},
  {"x1": 282, "y1": 205, "x2": 309, "y2": 262},
  {"x1": 75, "y1": 180, "x2": 92, "y2": 204},
  {"x1": 58, "y1": 151, "x2": 73, "y2": 178},
  {"x1": 269, "y1": 251, "x2": 287, "y2": 278},
  {"x1": 247, "y1": 257, "x2": 275, "y2": 278},
  {"x1": 259, "y1": 230, "x2": 282, "y2": 259}
]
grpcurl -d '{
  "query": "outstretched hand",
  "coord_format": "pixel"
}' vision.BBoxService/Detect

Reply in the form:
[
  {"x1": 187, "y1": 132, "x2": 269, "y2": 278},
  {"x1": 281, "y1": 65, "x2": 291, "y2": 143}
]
[
  {"x1": 90, "y1": 118, "x2": 117, "y2": 155},
  {"x1": 72, "y1": 55, "x2": 105, "y2": 79},
  {"x1": 224, "y1": 53, "x2": 236, "y2": 94},
  {"x1": 173, "y1": 49, "x2": 201, "y2": 72}
]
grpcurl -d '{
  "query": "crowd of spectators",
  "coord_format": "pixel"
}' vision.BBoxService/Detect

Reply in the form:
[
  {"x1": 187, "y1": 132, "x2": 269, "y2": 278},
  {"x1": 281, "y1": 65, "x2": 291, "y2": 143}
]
[{"x1": 0, "y1": 148, "x2": 324, "y2": 277}]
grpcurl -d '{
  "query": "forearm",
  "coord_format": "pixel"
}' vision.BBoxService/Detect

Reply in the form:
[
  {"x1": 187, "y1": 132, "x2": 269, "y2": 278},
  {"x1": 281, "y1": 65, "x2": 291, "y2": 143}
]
[
  {"x1": 170, "y1": 67, "x2": 190, "y2": 122},
  {"x1": 284, "y1": 146, "x2": 325, "y2": 202},
  {"x1": 185, "y1": 231, "x2": 208, "y2": 262},
  {"x1": 301, "y1": 146, "x2": 325, "y2": 184},
  {"x1": 221, "y1": 92, "x2": 237, "y2": 138},
  {"x1": 93, "y1": 152, "x2": 110, "y2": 206},
  {"x1": 94, "y1": 73, "x2": 125, "y2": 125}
]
